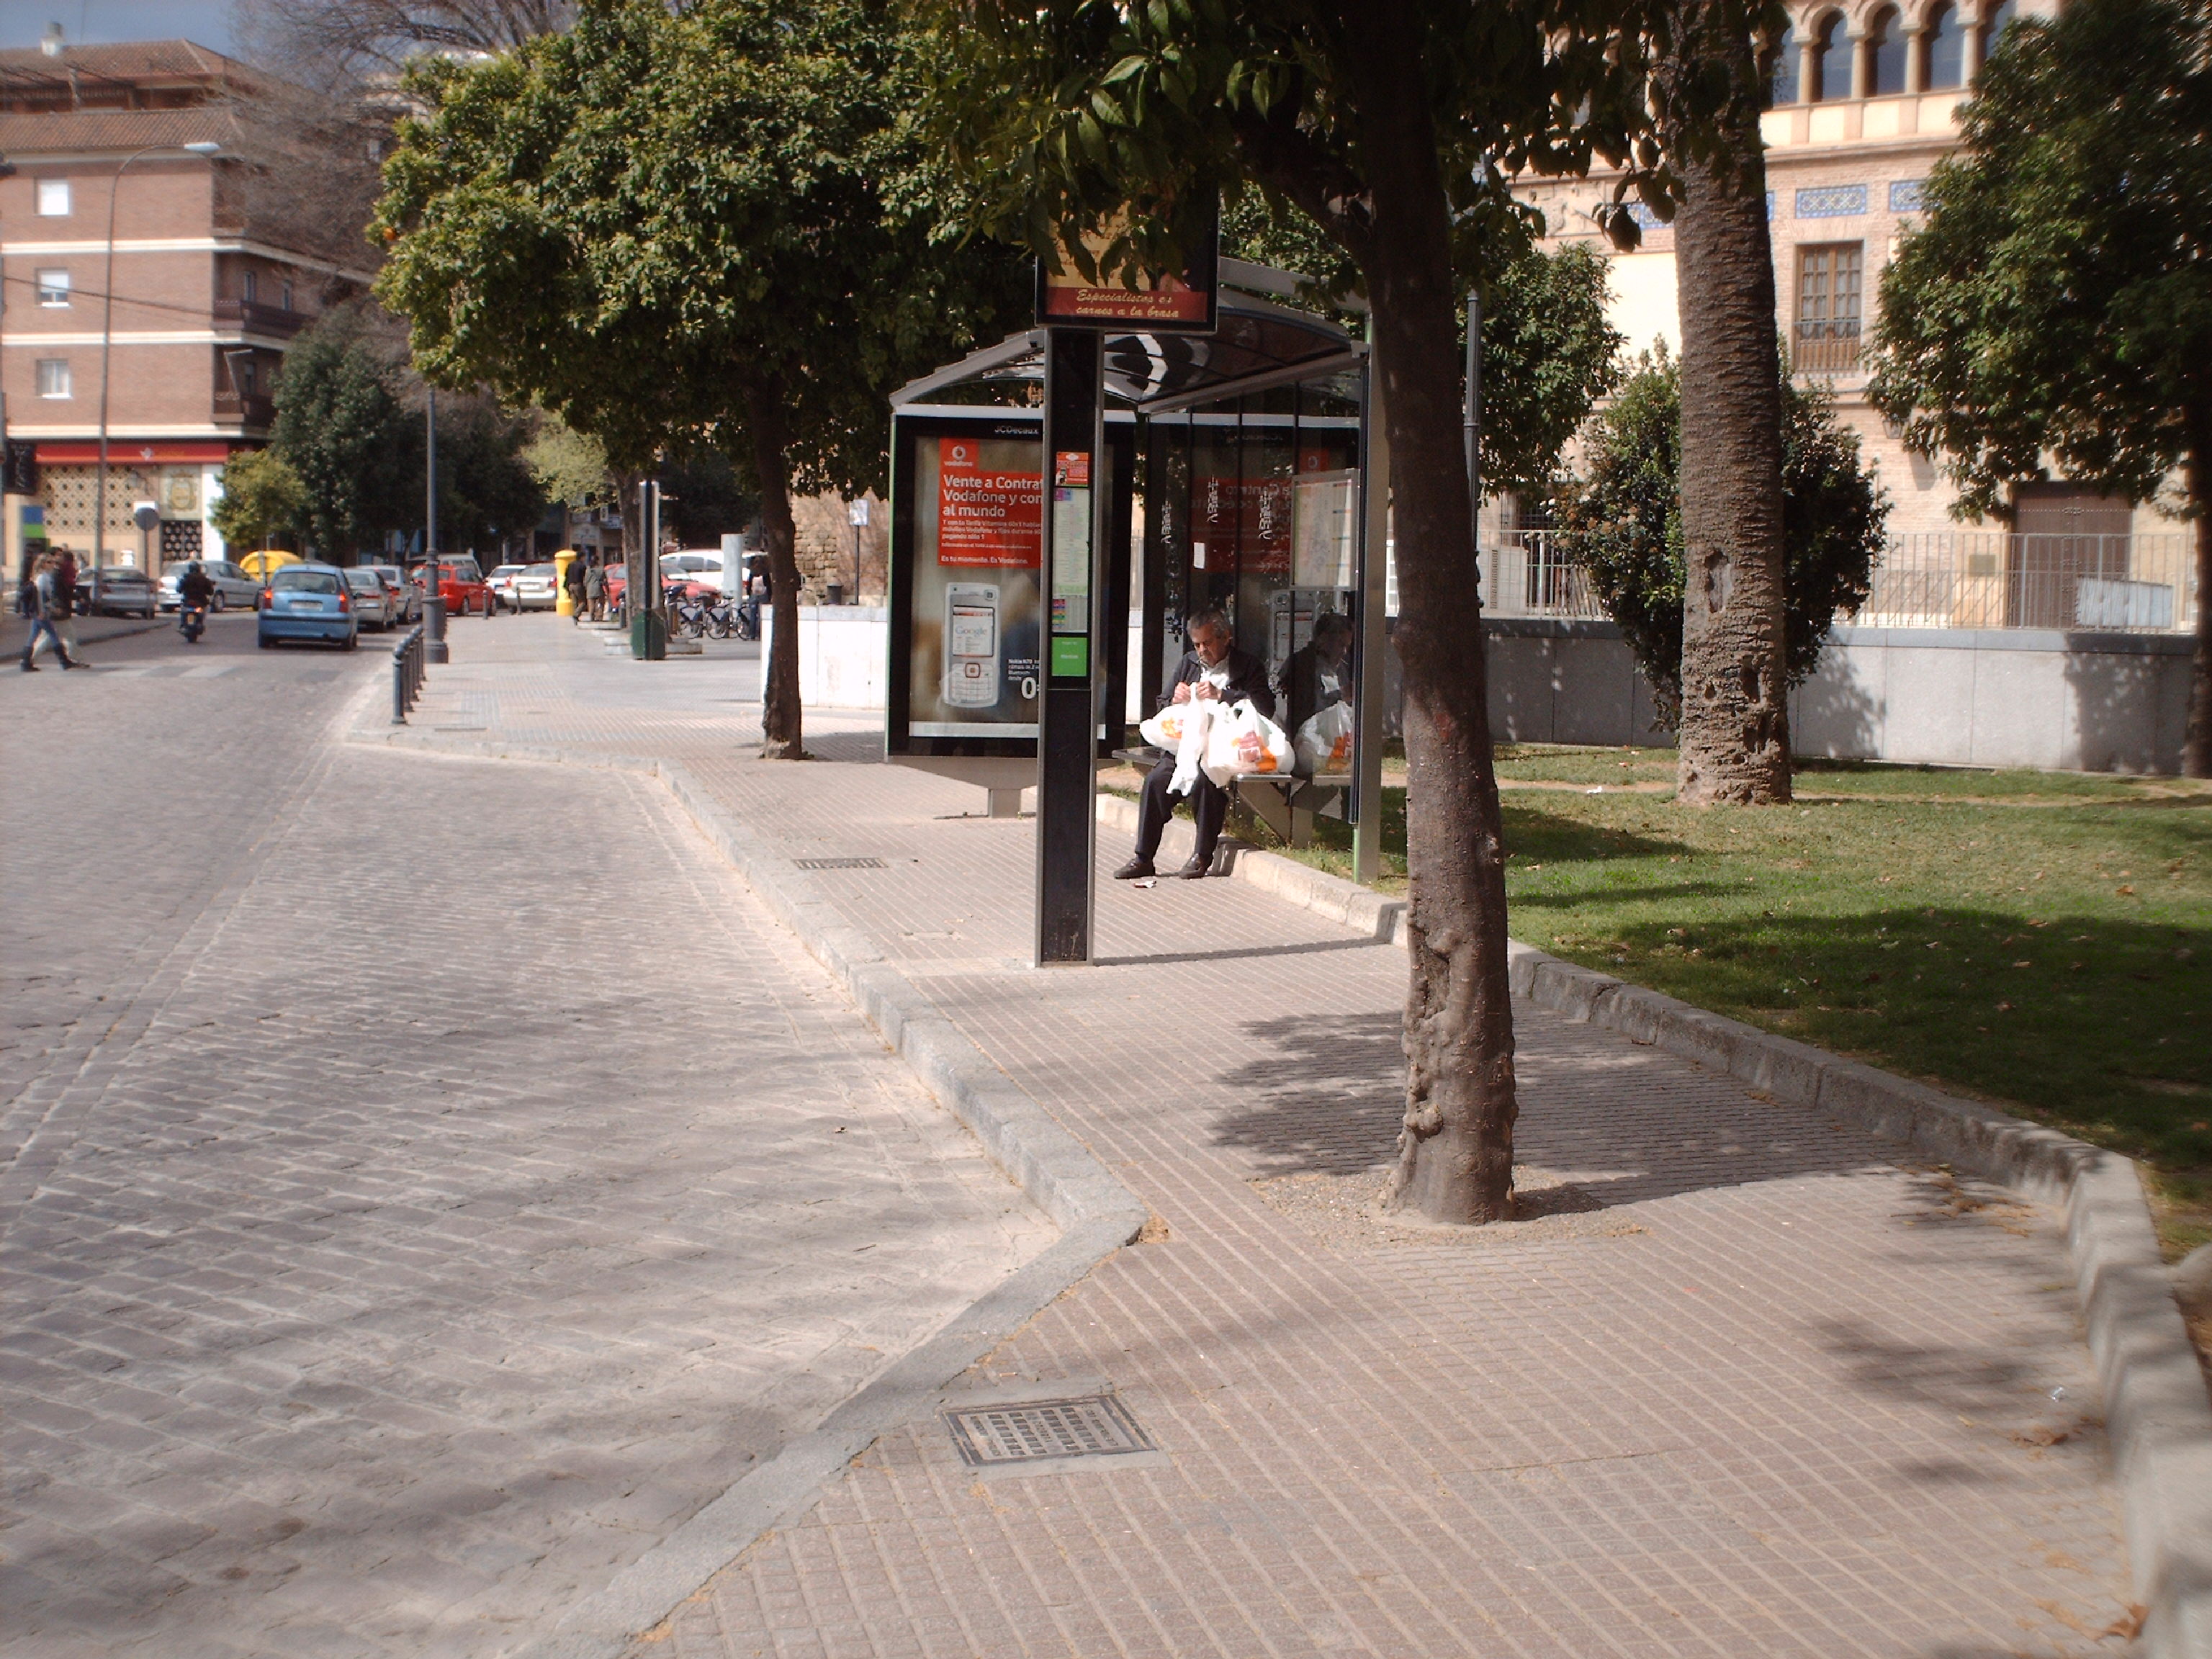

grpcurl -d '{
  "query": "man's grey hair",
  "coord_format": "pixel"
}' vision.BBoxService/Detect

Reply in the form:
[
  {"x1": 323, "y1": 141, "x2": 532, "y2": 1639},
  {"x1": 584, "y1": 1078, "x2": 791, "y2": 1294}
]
[{"x1": 1185, "y1": 606, "x2": 1229, "y2": 639}]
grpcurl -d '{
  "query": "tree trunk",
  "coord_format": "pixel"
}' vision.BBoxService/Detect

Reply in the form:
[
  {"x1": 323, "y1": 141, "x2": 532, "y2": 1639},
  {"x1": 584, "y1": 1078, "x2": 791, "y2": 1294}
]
[
  {"x1": 745, "y1": 381, "x2": 806, "y2": 760},
  {"x1": 1337, "y1": 1, "x2": 1518, "y2": 1225},
  {"x1": 1668, "y1": 0, "x2": 1792, "y2": 806},
  {"x1": 617, "y1": 468, "x2": 646, "y2": 625},
  {"x1": 2184, "y1": 416, "x2": 2211, "y2": 778}
]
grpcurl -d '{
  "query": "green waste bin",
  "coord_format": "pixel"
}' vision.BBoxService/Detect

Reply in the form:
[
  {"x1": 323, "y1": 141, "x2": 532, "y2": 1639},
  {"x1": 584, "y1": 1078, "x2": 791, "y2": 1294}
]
[{"x1": 631, "y1": 608, "x2": 667, "y2": 660}]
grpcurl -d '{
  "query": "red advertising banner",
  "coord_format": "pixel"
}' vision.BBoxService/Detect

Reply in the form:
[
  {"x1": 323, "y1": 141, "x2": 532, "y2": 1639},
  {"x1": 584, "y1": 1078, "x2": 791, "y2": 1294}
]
[{"x1": 939, "y1": 440, "x2": 1042, "y2": 568}]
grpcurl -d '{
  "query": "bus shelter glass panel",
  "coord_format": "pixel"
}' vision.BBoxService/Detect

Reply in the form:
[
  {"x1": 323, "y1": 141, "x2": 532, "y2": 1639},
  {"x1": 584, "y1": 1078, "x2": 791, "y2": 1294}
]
[{"x1": 1138, "y1": 373, "x2": 1363, "y2": 796}]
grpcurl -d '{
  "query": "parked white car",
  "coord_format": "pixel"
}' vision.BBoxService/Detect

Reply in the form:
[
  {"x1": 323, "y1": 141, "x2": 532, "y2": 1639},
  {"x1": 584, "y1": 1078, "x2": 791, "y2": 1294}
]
[
  {"x1": 660, "y1": 549, "x2": 729, "y2": 593},
  {"x1": 486, "y1": 563, "x2": 528, "y2": 611},
  {"x1": 511, "y1": 563, "x2": 560, "y2": 610}
]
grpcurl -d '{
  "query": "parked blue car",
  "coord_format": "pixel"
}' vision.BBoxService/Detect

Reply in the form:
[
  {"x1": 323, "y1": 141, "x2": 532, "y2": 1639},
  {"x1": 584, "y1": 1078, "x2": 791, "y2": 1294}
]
[{"x1": 256, "y1": 563, "x2": 359, "y2": 649}]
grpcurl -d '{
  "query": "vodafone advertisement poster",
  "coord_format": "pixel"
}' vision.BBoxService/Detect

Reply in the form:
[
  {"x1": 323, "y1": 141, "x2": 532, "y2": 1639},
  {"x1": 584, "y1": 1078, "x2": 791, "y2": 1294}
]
[{"x1": 938, "y1": 439, "x2": 1042, "y2": 567}]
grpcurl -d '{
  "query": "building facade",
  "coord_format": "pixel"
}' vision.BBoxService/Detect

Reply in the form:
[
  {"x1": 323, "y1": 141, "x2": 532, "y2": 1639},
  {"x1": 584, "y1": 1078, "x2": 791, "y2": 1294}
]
[
  {"x1": 0, "y1": 40, "x2": 374, "y2": 572},
  {"x1": 1511, "y1": 0, "x2": 2193, "y2": 639}
]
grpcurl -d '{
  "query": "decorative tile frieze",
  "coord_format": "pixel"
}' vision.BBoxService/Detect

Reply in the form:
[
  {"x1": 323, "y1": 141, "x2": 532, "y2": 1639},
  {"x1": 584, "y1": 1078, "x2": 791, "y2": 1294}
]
[{"x1": 1796, "y1": 183, "x2": 1869, "y2": 218}]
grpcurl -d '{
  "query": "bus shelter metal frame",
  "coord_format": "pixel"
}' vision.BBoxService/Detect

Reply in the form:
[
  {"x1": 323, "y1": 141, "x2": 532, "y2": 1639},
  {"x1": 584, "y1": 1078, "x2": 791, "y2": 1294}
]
[{"x1": 884, "y1": 266, "x2": 1390, "y2": 958}]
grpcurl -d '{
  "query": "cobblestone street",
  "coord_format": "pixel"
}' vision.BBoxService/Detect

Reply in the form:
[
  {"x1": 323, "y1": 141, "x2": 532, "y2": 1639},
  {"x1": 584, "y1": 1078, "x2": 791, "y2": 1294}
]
[{"x1": 1, "y1": 618, "x2": 1051, "y2": 1658}]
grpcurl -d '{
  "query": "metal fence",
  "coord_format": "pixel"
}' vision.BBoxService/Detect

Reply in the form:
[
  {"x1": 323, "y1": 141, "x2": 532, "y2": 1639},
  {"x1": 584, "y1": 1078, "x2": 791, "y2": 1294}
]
[
  {"x1": 1475, "y1": 529, "x2": 2197, "y2": 634},
  {"x1": 1862, "y1": 532, "x2": 2195, "y2": 631}
]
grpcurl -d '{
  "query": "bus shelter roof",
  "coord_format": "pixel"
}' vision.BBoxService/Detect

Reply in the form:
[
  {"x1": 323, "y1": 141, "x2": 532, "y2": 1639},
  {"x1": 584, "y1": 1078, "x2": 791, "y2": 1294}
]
[{"x1": 890, "y1": 265, "x2": 1362, "y2": 416}]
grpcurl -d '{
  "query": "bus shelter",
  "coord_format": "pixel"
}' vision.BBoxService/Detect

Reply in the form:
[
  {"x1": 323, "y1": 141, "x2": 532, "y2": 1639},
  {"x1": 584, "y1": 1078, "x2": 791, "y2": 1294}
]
[{"x1": 884, "y1": 264, "x2": 1390, "y2": 867}]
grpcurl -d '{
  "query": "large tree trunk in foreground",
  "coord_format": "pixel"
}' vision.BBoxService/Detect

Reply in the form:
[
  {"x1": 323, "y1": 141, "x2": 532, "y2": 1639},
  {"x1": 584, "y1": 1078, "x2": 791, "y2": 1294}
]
[
  {"x1": 745, "y1": 382, "x2": 806, "y2": 760},
  {"x1": 2185, "y1": 422, "x2": 2211, "y2": 778},
  {"x1": 1334, "y1": 0, "x2": 1518, "y2": 1225},
  {"x1": 1668, "y1": 0, "x2": 1792, "y2": 805}
]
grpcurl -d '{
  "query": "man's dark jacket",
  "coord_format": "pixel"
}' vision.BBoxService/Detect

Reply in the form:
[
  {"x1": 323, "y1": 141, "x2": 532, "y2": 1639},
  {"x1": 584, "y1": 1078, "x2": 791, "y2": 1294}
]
[{"x1": 1156, "y1": 645, "x2": 1275, "y2": 721}]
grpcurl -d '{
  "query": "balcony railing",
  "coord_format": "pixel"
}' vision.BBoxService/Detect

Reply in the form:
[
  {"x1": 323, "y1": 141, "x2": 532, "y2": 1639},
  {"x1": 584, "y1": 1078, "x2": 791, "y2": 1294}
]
[
  {"x1": 1792, "y1": 319, "x2": 1862, "y2": 375},
  {"x1": 1485, "y1": 529, "x2": 2196, "y2": 635},
  {"x1": 212, "y1": 298, "x2": 306, "y2": 338},
  {"x1": 213, "y1": 392, "x2": 276, "y2": 427}
]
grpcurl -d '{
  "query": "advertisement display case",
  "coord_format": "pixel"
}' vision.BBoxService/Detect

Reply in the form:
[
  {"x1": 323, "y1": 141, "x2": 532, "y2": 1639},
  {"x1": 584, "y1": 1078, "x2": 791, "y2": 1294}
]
[{"x1": 886, "y1": 408, "x2": 1133, "y2": 761}]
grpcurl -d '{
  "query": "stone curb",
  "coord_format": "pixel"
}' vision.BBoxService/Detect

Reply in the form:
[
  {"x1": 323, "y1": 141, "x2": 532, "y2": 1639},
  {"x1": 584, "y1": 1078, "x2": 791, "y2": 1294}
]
[
  {"x1": 353, "y1": 726, "x2": 1147, "y2": 1659},
  {"x1": 1093, "y1": 791, "x2": 2212, "y2": 1659}
]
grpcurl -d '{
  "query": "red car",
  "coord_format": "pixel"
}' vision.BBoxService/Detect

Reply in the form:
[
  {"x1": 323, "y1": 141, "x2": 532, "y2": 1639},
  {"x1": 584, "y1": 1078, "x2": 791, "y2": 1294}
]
[{"x1": 413, "y1": 557, "x2": 494, "y2": 617}]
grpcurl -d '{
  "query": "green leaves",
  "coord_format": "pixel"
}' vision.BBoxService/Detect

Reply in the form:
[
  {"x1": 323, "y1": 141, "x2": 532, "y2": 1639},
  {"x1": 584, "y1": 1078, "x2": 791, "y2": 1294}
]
[
  {"x1": 372, "y1": 0, "x2": 1030, "y2": 493},
  {"x1": 1866, "y1": 0, "x2": 2212, "y2": 521},
  {"x1": 1557, "y1": 348, "x2": 1889, "y2": 724}
]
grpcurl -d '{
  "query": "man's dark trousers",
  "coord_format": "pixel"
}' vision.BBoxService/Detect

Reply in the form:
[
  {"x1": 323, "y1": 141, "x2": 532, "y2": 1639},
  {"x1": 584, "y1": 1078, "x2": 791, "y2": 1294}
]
[{"x1": 1136, "y1": 755, "x2": 1228, "y2": 869}]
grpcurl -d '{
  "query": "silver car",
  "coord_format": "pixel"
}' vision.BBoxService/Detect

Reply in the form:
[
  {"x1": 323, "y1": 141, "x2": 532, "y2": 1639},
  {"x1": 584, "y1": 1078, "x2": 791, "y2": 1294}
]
[
  {"x1": 512, "y1": 562, "x2": 560, "y2": 611},
  {"x1": 341, "y1": 566, "x2": 397, "y2": 631},
  {"x1": 158, "y1": 559, "x2": 262, "y2": 611}
]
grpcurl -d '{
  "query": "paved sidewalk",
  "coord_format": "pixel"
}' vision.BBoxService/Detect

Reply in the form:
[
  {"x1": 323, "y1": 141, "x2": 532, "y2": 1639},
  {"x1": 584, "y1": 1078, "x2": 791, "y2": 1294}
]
[
  {"x1": 397, "y1": 621, "x2": 2136, "y2": 1658},
  {"x1": 3, "y1": 634, "x2": 1050, "y2": 1659}
]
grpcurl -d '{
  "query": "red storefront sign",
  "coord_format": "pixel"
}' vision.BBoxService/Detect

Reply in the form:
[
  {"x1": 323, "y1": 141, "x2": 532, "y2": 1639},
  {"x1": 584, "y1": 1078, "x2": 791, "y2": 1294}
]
[
  {"x1": 35, "y1": 441, "x2": 235, "y2": 464},
  {"x1": 938, "y1": 439, "x2": 1042, "y2": 568}
]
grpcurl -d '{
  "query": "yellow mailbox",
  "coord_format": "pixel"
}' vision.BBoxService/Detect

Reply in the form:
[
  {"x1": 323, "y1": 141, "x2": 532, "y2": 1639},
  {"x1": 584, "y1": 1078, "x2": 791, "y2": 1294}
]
[{"x1": 553, "y1": 549, "x2": 578, "y2": 617}]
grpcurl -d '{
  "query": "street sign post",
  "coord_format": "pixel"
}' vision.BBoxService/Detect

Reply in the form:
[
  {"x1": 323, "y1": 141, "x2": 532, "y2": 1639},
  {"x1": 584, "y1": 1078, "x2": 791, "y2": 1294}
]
[{"x1": 1035, "y1": 331, "x2": 1103, "y2": 965}]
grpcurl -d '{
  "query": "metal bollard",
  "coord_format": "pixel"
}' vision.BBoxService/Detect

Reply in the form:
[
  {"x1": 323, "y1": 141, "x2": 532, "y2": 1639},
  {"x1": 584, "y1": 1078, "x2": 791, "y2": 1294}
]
[{"x1": 392, "y1": 624, "x2": 426, "y2": 724}]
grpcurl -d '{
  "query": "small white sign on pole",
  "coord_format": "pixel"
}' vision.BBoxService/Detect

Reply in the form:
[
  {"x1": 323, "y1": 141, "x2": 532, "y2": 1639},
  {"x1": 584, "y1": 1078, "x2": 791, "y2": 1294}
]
[{"x1": 848, "y1": 498, "x2": 871, "y2": 527}]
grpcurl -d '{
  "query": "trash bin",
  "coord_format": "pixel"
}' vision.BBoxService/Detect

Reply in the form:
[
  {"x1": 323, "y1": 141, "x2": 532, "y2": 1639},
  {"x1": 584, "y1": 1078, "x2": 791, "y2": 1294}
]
[{"x1": 825, "y1": 582, "x2": 845, "y2": 606}]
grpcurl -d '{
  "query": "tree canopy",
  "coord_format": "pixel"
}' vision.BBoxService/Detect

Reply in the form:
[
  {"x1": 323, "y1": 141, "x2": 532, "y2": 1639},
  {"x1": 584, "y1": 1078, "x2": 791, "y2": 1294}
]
[
  {"x1": 210, "y1": 447, "x2": 310, "y2": 554},
  {"x1": 372, "y1": 0, "x2": 1033, "y2": 751},
  {"x1": 929, "y1": 0, "x2": 1671, "y2": 1226},
  {"x1": 271, "y1": 315, "x2": 413, "y2": 557},
  {"x1": 1558, "y1": 346, "x2": 1886, "y2": 726},
  {"x1": 1864, "y1": 0, "x2": 2212, "y2": 772}
]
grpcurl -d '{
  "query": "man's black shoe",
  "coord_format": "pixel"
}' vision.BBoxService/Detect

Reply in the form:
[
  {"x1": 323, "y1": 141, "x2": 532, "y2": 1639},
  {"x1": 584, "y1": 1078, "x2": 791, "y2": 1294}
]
[
  {"x1": 1175, "y1": 855, "x2": 1212, "y2": 879},
  {"x1": 1112, "y1": 857, "x2": 1156, "y2": 881}
]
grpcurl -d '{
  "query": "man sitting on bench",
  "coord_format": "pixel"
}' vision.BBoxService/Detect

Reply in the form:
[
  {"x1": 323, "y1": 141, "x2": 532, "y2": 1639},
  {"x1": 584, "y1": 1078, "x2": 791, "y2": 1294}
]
[{"x1": 1115, "y1": 606, "x2": 1276, "y2": 881}]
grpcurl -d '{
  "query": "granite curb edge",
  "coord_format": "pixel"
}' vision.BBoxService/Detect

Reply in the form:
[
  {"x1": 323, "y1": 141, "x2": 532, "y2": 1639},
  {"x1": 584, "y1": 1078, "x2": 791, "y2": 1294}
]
[{"x1": 1092, "y1": 791, "x2": 2211, "y2": 1658}]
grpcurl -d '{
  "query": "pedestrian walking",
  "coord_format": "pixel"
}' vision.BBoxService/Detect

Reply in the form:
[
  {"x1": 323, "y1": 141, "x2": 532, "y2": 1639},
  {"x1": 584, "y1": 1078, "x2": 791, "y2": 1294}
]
[
  {"x1": 50, "y1": 548, "x2": 80, "y2": 661},
  {"x1": 565, "y1": 553, "x2": 588, "y2": 623},
  {"x1": 585, "y1": 557, "x2": 606, "y2": 621},
  {"x1": 21, "y1": 554, "x2": 81, "y2": 671}
]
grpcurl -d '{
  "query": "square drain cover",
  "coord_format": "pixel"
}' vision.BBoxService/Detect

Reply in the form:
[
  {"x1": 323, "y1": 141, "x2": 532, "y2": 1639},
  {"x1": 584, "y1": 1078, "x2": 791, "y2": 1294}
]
[
  {"x1": 945, "y1": 1394, "x2": 1156, "y2": 1470},
  {"x1": 793, "y1": 856, "x2": 886, "y2": 871}
]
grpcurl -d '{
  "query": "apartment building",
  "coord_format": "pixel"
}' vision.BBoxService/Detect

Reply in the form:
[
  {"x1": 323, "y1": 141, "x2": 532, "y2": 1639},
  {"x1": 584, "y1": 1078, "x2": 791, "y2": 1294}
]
[
  {"x1": 0, "y1": 40, "x2": 376, "y2": 569},
  {"x1": 1512, "y1": 0, "x2": 2193, "y2": 637}
]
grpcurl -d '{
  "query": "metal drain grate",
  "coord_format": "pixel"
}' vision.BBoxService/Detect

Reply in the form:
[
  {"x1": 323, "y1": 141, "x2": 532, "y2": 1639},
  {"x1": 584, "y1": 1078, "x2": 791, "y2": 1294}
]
[
  {"x1": 793, "y1": 856, "x2": 886, "y2": 871},
  {"x1": 944, "y1": 1394, "x2": 1155, "y2": 1467}
]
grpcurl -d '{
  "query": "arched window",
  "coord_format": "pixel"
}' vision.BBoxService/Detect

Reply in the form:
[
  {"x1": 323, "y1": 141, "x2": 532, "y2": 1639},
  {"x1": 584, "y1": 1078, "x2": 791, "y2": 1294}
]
[
  {"x1": 1869, "y1": 6, "x2": 1909, "y2": 94},
  {"x1": 1814, "y1": 12, "x2": 1853, "y2": 100},
  {"x1": 1766, "y1": 22, "x2": 1802, "y2": 104},
  {"x1": 1924, "y1": 1, "x2": 1964, "y2": 86},
  {"x1": 1980, "y1": 0, "x2": 2018, "y2": 59}
]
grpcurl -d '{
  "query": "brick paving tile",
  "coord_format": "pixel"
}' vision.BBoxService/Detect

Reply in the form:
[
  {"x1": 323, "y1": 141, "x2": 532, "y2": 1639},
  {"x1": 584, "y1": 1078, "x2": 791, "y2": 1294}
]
[
  {"x1": 3, "y1": 622, "x2": 1050, "y2": 1658},
  {"x1": 391, "y1": 623, "x2": 2134, "y2": 1657}
]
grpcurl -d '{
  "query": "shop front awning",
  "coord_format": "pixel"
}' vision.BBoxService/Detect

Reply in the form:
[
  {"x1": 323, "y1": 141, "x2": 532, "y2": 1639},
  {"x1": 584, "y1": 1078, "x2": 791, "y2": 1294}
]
[{"x1": 891, "y1": 262, "x2": 1362, "y2": 415}]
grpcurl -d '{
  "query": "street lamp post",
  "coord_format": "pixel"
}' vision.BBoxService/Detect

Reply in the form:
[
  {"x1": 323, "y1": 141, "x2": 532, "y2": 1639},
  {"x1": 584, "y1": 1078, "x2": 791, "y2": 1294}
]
[
  {"x1": 425, "y1": 385, "x2": 446, "y2": 663},
  {"x1": 93, "y1": 140, "x2": 221, "y2": 598}
]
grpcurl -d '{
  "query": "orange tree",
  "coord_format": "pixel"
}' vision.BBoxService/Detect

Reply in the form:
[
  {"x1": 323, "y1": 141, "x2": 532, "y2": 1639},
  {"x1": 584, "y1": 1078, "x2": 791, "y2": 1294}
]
[{"x1": 929, "y1": 0, "x2": 1672, "y2": 1223}]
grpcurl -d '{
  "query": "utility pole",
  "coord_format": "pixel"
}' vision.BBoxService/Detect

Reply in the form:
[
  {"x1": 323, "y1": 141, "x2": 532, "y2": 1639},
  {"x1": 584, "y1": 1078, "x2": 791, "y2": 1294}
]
[{"x1": 424, "y1": 385, "x2": 447, "y2": 662}]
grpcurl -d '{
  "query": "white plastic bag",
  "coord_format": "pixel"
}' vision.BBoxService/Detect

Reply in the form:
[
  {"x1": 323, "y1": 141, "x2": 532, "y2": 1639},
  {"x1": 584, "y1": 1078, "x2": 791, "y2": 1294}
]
[
  {"x1": 1295, "y1": 701, "x2": 1354, "y2": 775},
  {"x1": 1138, "y1": 703, "x2": 1195, "y2": 751},
  {"x1": 1141, "y1": 698, "x2": 1218, "y2": 796},
  {"x1": 1202, "y1": 698, "x2": 1294, "y2": 789}
]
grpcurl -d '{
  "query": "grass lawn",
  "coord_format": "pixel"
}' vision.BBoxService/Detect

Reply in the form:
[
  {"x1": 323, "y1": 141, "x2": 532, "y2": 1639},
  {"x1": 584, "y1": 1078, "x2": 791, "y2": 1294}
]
[{"x1": 1193, "y1": 745, "x2": 2211, "y2": 1254}]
